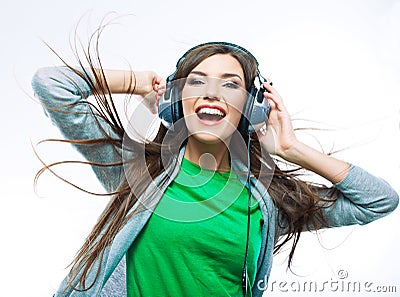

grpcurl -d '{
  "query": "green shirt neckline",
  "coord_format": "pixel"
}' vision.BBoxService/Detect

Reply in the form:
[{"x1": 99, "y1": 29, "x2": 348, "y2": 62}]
[{"x1": 181, "y1": 157, "x2": 232, "y2": 179}]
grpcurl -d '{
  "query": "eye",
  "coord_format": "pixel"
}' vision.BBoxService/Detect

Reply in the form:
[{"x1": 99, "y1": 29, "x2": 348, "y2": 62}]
[
  {"x1": 222, "y1": 81, "x2": 240, "y2": 89},
  {"x1": 187, "y1": 77, "x2": 205, "y2": 86}
]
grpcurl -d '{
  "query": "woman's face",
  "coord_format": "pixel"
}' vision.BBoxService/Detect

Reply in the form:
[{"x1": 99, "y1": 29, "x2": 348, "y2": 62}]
[{"x1": 181, "y1": 54, "x2": 247, "y2": 144}]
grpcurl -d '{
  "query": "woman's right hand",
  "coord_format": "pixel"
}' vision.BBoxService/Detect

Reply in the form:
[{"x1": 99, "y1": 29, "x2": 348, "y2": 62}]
[
  {"x1": 93, "y1": 69, "x2": 166, "y2": 114},
  {"x1": 133, "y1": 71, "x2": 166, "y2": 114}
]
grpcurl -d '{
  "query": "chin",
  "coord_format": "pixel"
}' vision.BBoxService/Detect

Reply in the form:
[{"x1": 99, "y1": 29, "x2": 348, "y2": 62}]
[
  {"x1": 184, "y1": 114, "x2": 239, "y2": 145},
  {"x1": 190, "y1": 132, "x2": 227, "y2": 145}
]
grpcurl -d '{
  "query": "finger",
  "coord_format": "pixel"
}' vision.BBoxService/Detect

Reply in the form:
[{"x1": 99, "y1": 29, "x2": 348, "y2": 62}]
[
  {"x1": 153, "y1": 79, "x2": 166, "y2": 93},
  {"x1": 154, "y1": 87, "x2": 166, "y2": 99},
  {"x1": 156, "y1": 81, "x2": 166, "y2": 93},
  {"x1": 262, "y1": 80, "x2": 275, "y2": 93},
  {"x1": 263, "y1": 91, "x2": 287, "y2": 113},
  {"x1": 266, "y1": 98, "x2": 276, "y2": 110},
  {"x1": 153, "y1": 75, "x2": 164, "y2": 86},
  {"x1": 158, "y1": 78, "x2": 166, "y2": 87}
]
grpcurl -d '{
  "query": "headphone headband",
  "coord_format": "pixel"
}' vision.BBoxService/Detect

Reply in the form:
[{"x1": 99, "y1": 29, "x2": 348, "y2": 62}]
[{"x1": 175, "y1": 41, "x2": 259, "y2": 69}]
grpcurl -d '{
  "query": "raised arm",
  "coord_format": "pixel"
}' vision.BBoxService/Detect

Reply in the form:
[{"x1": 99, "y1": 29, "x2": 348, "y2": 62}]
[
  {"x1": 91, "y1": 68, "x2": 165, "y2": 113},
  {"x1": 258, "y1": 82, "x2": 399, "y2": 229},
  {"x1": 31, "y1": 66, "x2": 164, "y2": 192}
]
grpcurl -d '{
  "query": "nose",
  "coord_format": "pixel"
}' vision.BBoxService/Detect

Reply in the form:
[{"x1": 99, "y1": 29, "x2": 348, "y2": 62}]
[{"x1": 204, "y1": 78, "x2": 220, "y2": 100}]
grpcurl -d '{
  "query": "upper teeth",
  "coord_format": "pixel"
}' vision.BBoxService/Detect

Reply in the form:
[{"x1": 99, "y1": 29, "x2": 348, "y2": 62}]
[{"x1": 197, "y1": 107, "x2": 225, "y2": 117}]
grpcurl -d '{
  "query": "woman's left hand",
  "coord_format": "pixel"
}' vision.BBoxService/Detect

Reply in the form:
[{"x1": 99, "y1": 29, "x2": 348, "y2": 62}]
[
  {"x1": 256, "y1": 81, "x2": 298, "y2": 159},
  {"x1": 256, "y1": 81, "x2": 350, "y2": 182}
]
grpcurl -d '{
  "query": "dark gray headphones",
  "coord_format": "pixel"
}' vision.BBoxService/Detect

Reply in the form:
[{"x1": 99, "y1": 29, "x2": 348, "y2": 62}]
[{"x1": 158, "y1": 42, "x2": 270, "y2": 135}]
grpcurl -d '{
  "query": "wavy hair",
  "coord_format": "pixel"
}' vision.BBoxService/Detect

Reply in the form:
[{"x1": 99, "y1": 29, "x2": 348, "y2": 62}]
[{"x1": 35, "y1": 25, "x2": 338, "y2": 293}]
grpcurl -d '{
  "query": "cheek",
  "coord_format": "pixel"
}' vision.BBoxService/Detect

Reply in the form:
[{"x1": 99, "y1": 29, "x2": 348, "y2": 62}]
[
  {"x1": 182, "y1": 97, "x2": 196, "y2": 116},
  {"x1": 228, "y1": 96, "x2": 247, "y2": 124},
  {"x1": 181, "y1": 86, "x2": 196, "y2": 115},
  {"x1": 229, "y1": 107, "x2": 243, "y2": 128}
]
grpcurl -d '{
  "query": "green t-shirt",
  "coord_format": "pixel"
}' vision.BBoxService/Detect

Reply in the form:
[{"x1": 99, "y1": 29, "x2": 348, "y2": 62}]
[{"x1": 126, "y1": 158, "x2": 263, "y2": 296}]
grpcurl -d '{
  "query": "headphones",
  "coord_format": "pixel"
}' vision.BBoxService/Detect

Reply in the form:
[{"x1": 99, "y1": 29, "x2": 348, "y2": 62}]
[{"x1": 158, "y1": 42, "x2": 271, "y2": 135}]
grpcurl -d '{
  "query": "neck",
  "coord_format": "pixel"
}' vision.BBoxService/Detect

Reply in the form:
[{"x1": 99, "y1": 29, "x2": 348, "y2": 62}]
[{"x1": 184, "y1": 136, "x2": 230, "y2": 172}]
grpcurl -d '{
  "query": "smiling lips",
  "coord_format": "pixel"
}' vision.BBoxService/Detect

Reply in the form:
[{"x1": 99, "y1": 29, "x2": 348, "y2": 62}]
[{"x1": 195, "y1": 104, "x2": 226, "y2": 124}]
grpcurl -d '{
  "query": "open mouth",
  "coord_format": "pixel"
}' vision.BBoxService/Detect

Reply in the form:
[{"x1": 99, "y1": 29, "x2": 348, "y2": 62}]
[{"x1": 195, "y1": 105, "x2": 226, "y2": 122}]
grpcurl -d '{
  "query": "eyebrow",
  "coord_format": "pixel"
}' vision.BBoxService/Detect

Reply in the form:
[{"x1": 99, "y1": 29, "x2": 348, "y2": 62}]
[{"x1": 189, "y1": 71, "x2": 243, "y2": 81}]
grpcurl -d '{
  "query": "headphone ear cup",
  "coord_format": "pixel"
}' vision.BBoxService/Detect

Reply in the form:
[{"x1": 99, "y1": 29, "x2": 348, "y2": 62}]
[
  {"x1": 241, "y1": 86, "x2": 270, "y2": 134},
  {"x1": 158, "y1": 80, "x2": 174, "y2": 129},
  {"x1": 158, "y1": 77, "x2": 185, "y2": 129},
  {"x1": 171, "y1": 83, "x2": 184, "y2": 123},
  {"x1": 248, "y1": 89, "x2": 270, "y2": 132},
  {"x1": 158, "y1": 103, "x2": 173, "y2": 129},
  {"x1": 237, "y1": 85, "x2": 257, "y2": 135}
]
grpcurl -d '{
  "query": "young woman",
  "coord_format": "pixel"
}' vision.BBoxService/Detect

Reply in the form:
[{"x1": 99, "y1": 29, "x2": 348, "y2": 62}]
[{"x1": 32, "y1": 41, "x2": 399, "y2": 297}]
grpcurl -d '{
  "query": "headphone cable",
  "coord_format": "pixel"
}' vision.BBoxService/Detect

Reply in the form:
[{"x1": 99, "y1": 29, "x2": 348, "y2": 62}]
[{"x1": 241, "y1": 133, "x2": 252, "y2": 296}]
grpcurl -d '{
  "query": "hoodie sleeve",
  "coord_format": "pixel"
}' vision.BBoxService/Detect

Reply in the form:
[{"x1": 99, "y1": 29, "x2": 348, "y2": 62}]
[
  {"x1": 31, "y1": 66, "x2": 124, "y2": 193},
  {"x1": 275, "y1": 164, "x2": 399, "y2": 237},
  {"x1": 321, "y1": 164, "x2": 399, "y2": 227}
]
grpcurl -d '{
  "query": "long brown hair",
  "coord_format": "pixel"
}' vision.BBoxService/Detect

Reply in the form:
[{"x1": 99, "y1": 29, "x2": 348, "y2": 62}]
[{"x1": 36, "y1": 31, "x2": 338, "y2": 293}]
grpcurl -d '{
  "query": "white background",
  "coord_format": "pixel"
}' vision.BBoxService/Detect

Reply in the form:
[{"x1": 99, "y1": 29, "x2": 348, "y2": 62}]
[{"x1": 0, "y1": 0, "x2": 399, "y2": 296}]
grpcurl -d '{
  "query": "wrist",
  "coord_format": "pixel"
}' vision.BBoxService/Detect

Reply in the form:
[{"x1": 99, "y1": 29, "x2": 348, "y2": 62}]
[
  {"x1": 132, "y1": 71, "x2": 155, "y2": 96},
  {"x1": 278, "y1": 140, "x2": 350, "y2": 183},
  {"x1": 277, "y1": 140, "x2": 305, "y2": 164}
]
